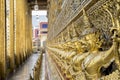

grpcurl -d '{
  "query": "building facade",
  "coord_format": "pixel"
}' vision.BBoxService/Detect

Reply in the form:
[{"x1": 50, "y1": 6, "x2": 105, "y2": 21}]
[
  {"x1": 32, "y1": 22, "x2": 48, "y2": 52},
  {"x1": 39, "y1": 22, "x2": 48, "y2": 48}
]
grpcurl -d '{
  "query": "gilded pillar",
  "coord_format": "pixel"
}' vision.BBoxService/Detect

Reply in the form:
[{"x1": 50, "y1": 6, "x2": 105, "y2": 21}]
[
  {"x1": 25, "y1": 18, "x2": 28, "y2": 57},
  {"x1": 19, "y1": 0, "x2": 24, "y2": 64},
  {"x1": 26, "y1": 4, "x2": 30, "y2": 57},
  {"x1": 15, "y1": 0, "x2": 33, "y2": 64},
  {"x1": 25, "y1": 7, "x2": 32, "y2": 56},
  {"x1": 21, "y1": 0, "x2": 27, "y2": 61},
  {"x1": 15, "y1": 0, "x2": 21, "y2": 66},
  {"x1": 9, "y1": 0, "x2": 15, "y2": 71},
  {"x1": 0, "y1": 0, "x2": 6, "y2": 79},
  {"x1": 28, "y1": 9, "x2": 33, "y2": 55}
]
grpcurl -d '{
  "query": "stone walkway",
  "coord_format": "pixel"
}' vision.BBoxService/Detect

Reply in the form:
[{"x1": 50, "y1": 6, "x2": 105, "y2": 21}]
[{"x1": 8, "y1": 53, "x2": 40, "y2": 80}]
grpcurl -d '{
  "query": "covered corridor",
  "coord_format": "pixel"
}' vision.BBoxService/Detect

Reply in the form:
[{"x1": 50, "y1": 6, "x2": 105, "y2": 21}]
[{"x1": 1, "y1": 0, "x2": 120, "y2": 80}]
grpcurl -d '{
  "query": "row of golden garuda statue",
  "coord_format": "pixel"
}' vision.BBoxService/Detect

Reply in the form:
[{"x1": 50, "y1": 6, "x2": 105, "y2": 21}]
[{"x1": 47, "y1": 1, "x2": 120, "y2": 80}]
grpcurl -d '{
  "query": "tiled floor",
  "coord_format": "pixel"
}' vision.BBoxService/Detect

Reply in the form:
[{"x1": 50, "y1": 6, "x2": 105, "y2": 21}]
[{"x1": 8, "y1": 53, "x2": 40, "y2": 80}]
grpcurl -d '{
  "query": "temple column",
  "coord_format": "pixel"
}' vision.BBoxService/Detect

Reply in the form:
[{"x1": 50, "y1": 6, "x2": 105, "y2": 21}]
[
  {"x1": 24, "y1": 2, "x2": 28, "y2": 58},
  {"x1": 26, "y1": 15, "x2": 29, "y2": 56},
  {"x1": 25, "y1": 7, "x2": 32, "y2": 56},
  {"x1": 25, "y1": 13, "x2": 29, "y2": 59},
  {"x1": 22, "y1": 0, "x2": 32, "y2": 61},
  {"x1": 0, "y1": 0, "x2": 6, "y2": 79},
  {"x1": 9, "y1": 0, "x2": 15, "y2": 71},
  {"x1": 15, "y1": 0, "x2": 33, "y2": 64},
  {"x1": 21, "y1": 0, "x2": 27, "y2": 62},
  {"x1": 28, "y1": 9, "x2": 33, "y2": 55},
  {"x1": 15, "y1": 0, "x2": 21, "y2": 66},
  {"x1": 19, "y1": 0, "x2": 24, "y2": 64}
]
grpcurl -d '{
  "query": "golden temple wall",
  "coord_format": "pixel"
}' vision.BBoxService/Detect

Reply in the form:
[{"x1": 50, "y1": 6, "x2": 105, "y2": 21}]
[{"x1": 47, "y1": 0, "x2": 120, "y2": 80}]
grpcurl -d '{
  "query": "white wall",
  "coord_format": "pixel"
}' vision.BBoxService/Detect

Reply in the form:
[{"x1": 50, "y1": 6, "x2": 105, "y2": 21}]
[{"x1": 40, "y1": 35, "x2": 47, "y2": 47}]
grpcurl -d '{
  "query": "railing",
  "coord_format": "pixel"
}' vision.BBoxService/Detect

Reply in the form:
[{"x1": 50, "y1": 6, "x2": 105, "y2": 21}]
[{"x1": 29, "y1": 53, "x2": 42, "y2": 80}]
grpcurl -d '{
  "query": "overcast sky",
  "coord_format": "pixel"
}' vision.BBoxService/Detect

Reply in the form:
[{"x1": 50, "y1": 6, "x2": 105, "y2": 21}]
[
  {"x1": 32, "y1": 10, "x2": 47, "y2": 15},
  {"x1": 32, "y1": 10, "x2": 48, "y2": 29}
]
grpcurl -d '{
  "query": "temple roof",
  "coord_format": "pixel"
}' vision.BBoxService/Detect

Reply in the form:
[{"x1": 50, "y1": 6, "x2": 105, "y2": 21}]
[{"x1": 28, "y1": 0, "x2": 47, "y2": 10}]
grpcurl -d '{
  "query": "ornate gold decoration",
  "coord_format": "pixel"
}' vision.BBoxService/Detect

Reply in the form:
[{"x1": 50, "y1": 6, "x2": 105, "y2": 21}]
[{"x1": 47, "y1": 0, "x2": 120, "y2": 80}]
